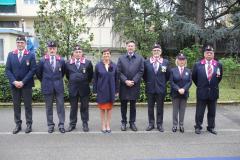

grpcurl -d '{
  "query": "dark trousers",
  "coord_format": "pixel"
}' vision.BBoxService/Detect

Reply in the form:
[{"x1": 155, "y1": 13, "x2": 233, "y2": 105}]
[
  {"x1": 44, "y1": 92, "x2": 65, "y2": 128},
  {"x1": 147, "y1": 93, "x2": 164, "y2": 126},
  {"x1": 69, "y1": 95, "x2": 89, "y2": 126},
  {"x1": 120, "y1": 100, "x2": 136, "y2": 124},
  {"x1": 11, "y1": 87, "x2": 33, "y2": 126},
  {"x1": 195, "y1": 99, "x2": 217, "y2": 130}
]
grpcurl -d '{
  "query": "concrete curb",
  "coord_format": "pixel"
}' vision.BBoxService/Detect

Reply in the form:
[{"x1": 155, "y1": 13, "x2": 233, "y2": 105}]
[{"x1": 0, "y1": 101, "x2": 240, "y2": 108}]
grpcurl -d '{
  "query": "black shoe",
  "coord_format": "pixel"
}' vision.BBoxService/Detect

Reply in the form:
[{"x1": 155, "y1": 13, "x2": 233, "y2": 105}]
[
  {"x1": 106, "y1": 129, "x2": 111, "y2": 133},
  {"x1": 25, "y1": 125, "x2": 32, "y2": 133},
  {"x1": 66, "y1": 126, "x2": 76, "y2": 132},
  {"x1": 121, "y1": 124, "x2": 127, "y2": 131},
  {"x1": 13, "y1": 126, "x2": 21, "y2": 134},
  {"x1": 59, "y1": 128, "x2": 65, "y2": 133},
  {"x1": 207, "y1": 128, "x2": 217, "y2": 135},
  {"x1": 130, "y1": 123, "x2": 137, "y2": 131},
  {"x1": 179, "y1": 126, "x2": 184, "y2": 133},
  {"x1": 195, "y1": 128, "x2": 201, "y2": 134},
  {"x1": 146, "y1": 125, "x2": 154, "y2": 131},
  {"x1": 48, "y1": 127, "x2": 54, "y2": 133},
  {"x1": 101, "y1": 129, "x2": 107, "y2": 133},
  {"x1": 82, "y1": 123, "x2": 89, "y2": 132},
  {"x1": 157, "y1": 125, "x2": 164, "y2": 132},
  {"x1": 172, "y1": 127, "x2": 177, "y2": 132}
]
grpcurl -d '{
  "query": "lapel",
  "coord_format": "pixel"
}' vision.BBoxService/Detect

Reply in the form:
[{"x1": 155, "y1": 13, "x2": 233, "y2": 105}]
[
  {"x1": 200, "y1": 63, "x2": 208, "y2": 81},
  {"x1": 20, "y1": 53, "x2": 28, "y2": 65},
  {"x1": 46, "y1": 59, "x2": 53, "y2": 72},
  {"x1": 55, "y1": 60, "x2": 60, "y2": 72},
  {"x1": 13, "y1": 53, "x2": 21, "y2": 66}
]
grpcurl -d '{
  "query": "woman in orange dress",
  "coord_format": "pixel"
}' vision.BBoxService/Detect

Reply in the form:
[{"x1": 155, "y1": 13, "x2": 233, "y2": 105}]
[{"x1": 93, "y1": 48, "x2": 118, "y2": 133}]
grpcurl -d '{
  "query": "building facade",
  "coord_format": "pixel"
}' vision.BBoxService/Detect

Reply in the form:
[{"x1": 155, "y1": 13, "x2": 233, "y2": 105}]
[{"x1": 0, "y1": 0, "x2": 123, "y2": 64}]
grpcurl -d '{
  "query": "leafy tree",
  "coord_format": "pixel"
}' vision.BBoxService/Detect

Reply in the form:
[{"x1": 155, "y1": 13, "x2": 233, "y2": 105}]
[
  {"x1": 34, "y1": 0, "x2": 94, "y2": 58},
  {"x1": 168, "y1": 0, "x2": 240, "y2": 54},
  {"x1": 88, "y1": 0, "x2": 173, "y2": 58}
]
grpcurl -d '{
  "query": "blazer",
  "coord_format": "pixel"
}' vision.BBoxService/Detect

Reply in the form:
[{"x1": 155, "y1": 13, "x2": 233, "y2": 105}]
[
  {"x1": 143, "y1": 58, "x2": 170, "y2": 95},
  {"x1": 170, "y1": 67, "x2": 192, "y2": 98},
  {"x1": 117, "y1": 52, "x2": 144, "y2": 100},
  {"x1": 65, "y1": 58, "x2": 93, "y2": 97},
  {"x1": 36, "y1": 54, "x2": 65, "y2": 95},
  {"x1": 192, "y1": 59, "x2": 223, "y2": 100},
  {"x1": 5, "y1": 49, "x2": 36, "y2": 89},
  {"x1": 93, "y1": 61, "x2": 119, "y2": 103}
]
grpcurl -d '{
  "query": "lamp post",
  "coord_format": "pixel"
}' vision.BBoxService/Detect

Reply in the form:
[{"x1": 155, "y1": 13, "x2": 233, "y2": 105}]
[{"x1": 21, "y1": 18, "x2": 24, "y2": 33}]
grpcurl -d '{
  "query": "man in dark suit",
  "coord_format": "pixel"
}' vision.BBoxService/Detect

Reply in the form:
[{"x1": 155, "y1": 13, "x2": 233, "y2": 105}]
[
  {"x1": 5, "y1": 35, "x2": 36, "y2": 134},
  {"x1": 192, "y1": 45, "x2": 223, "y2": 135},
  {"x1": 143, "y1": 44, "x2": 170, "y2": 132},
  {"x1": 36, "y1": 41, "x2": 66, "y2": 133},
  {"x1": 65, "y1": 45, "x2": 93, "y2": 132},
  {"x1": 117, "y1": 41, "x2": 144, "y2": 131}
]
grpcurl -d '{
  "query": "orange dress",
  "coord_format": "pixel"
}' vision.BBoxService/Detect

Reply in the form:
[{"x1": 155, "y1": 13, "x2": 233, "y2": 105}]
[{"x1": 98, "y1": 103, "x2": 113, "y2": 110}]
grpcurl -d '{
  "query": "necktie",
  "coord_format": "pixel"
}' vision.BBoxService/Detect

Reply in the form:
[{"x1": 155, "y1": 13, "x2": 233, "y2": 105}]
[
  {"x1": 50, "y1": 55, "x2": 55, "y2": 71},
  {"x1": 180, "y1": 67, "x2": 184, "y2": 77},
  {"x1": 207, "y1": 61, "x2": 212, "y2": 81},
  {"x1": 76, "y1": 59, "x2": 80, "y2": 69},
  {"x1": 18, "y1": 51, "x2": 23, "y2": 62},
  {"x1": 153, "y1": 62, "x2": 158, "y2": 74}
]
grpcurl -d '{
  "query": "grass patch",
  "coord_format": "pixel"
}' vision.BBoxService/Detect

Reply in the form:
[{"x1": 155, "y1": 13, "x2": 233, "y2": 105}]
[{"x1": 188, "y1": 75, "x2": 240, "y2": 102}]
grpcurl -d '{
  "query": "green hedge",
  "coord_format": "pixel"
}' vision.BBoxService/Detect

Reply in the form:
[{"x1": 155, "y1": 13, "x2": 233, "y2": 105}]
[
  {"x1": 0, "y1": 65, "x2": 12, "y2": 102},
  {"x1": 0, "y1": 65, "x2": 171, "y2": 103}
]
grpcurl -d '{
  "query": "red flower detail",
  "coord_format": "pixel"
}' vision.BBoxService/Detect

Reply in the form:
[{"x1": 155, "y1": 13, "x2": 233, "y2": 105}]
[
  {"x1": 13, "y1": 49, "x2": 29, "y2": 55},
  {"x1": 200, "y1": 59, "x2": 218, "y2": 66}
]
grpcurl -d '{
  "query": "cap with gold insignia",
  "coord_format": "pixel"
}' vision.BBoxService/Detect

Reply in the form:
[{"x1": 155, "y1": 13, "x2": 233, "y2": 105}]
[
  {"x1": 16, "y1": 35, "x2": 26, "y2": 42},
  {"x1": 204, "y1": 45, "x2": 214, "y2": 52},
  {"x1": 177, "y1": 53, "x2": 186, "y2": 60},
  {"x1": 152, "y1": 44, "x2": 161, "y2": 50},
  {"x1": 73, "y1": 45, "x2": 82, "y2": 51},
  {"x1": 47, "y1": 41, "x2": 57, "y2": 47}
]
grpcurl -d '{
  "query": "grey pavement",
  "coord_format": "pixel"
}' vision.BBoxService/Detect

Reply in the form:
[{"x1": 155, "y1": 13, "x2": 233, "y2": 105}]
[{"x1": 0, "y1": 104, "x2": 240, "y2": 160}]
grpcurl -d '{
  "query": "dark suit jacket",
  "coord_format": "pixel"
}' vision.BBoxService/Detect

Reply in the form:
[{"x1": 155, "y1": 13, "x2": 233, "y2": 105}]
[
  {"x1": 192, "y1": 59, "x2": 223, "y2": 100},
  {"x1": 65, "y1": 58, "x2": 93, "y2": 97},
  {"x1": 36, "y1": 54, "x2": 65, "y2": 95},
  {"x1": 143, "y1": 58, "x2": 170, "y2": 95},
  {"x1": 5, "y1": 49, "x2": 36, "y2": 89},
  {"x1": 117, "y1": 53, "x2": 144, "y2": 100},
  {"x1": 93, "y1": 61, "x2": 119, "y2": 103},
  {"x1": 170, "y1": 67, "x2": 192, "y2": 98}
]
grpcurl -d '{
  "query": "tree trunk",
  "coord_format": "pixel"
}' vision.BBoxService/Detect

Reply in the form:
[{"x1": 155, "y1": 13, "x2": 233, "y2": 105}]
[{"x1": 195, "y1": 0, "x2": 205, "y2": 43}]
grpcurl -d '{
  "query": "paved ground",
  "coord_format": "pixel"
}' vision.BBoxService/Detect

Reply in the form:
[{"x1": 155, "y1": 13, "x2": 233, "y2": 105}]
[{"x1": 0, "y1": 104, "x2": 240, "y2": 160}]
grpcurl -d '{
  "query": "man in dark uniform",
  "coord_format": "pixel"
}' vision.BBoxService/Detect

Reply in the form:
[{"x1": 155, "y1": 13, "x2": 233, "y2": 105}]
[
  {"x1": 65, "y1": 45, "x2": 93, "y2": 132},
  {"x1": 36, "y1": 41, "x2": 66, "y2": 133},
  {"x1": 5, "y1": 35, "x2": 36, "y2": 134},
  {"x1": 117, "y1": 41, "x2": 144, "y2": 131},
  {"x1": 143, "y1": 44, "x2": 170, "y2": 132},
  {"x1": 192, "y1": 45, "x2": 223, "y2": 135}
]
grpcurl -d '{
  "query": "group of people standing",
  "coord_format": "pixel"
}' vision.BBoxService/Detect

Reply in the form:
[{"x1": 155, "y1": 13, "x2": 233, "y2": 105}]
[{"x1": 5, "y1": 36, "x2": 223, "y2": 135}]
